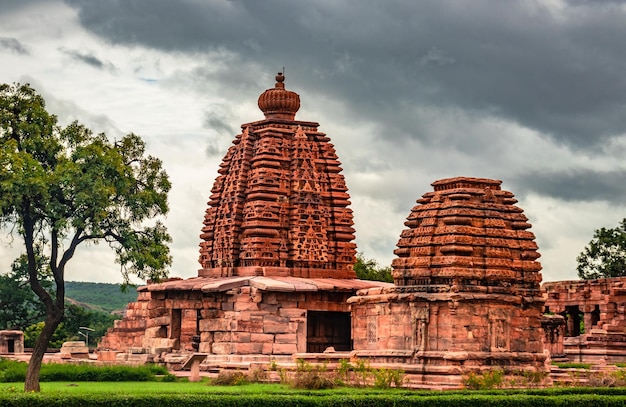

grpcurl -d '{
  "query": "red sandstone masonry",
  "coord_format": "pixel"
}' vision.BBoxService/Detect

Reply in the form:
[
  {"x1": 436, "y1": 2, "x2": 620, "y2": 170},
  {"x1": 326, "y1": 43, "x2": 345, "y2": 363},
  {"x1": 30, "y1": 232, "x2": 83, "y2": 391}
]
[{"x1": 349, "y1": 177, "x2": 547, "y2": 386}]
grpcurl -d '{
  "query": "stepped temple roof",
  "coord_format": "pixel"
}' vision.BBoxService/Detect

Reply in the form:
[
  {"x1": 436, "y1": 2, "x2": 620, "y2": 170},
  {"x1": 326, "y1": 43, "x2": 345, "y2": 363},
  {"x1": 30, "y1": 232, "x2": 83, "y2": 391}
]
[
  {"x1": 198, "y1": 73, "x2": 357, "y2": 279},
  {"x1": 391, "y1": 176, "x2": 542, "y2": 296}
]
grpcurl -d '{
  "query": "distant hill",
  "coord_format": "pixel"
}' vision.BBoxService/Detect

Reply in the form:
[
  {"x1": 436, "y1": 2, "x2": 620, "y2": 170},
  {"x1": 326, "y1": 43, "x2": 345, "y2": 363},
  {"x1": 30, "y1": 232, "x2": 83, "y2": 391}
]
[{"x1": 65, "y1": 281, "x2": 140, "y2": 313}]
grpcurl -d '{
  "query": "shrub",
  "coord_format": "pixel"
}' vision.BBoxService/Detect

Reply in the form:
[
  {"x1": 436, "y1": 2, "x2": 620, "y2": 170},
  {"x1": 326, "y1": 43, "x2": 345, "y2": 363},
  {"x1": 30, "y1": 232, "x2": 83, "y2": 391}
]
[
  {"x1": 372, "y1": 367, "x2": 405, "y2": 389},
  {"x1": 463, "y1": 369, "x2": 504, "y2": 390},
  {"x1": 212, "y1": 370, "x2": 249, "y2": 386},
  {"x1": 289, "y1": 359, "x2": 334, "y2": 390},
  {"x1": 160, "y1": 372, "x2": 177, "y2": 382},
  {"x1": 0, "y1": 360, "x2": 166, "y2": 382},
  {"x1": 334, "y1": 359, "x2": 352, "y2": 386}
]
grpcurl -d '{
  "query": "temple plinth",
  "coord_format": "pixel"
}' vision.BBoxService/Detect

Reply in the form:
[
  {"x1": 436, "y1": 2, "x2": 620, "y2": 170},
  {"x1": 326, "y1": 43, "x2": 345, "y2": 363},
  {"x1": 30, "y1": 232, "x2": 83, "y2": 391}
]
[{"x1": 349, "y1": 177, "x2": 548, "y2": 386}]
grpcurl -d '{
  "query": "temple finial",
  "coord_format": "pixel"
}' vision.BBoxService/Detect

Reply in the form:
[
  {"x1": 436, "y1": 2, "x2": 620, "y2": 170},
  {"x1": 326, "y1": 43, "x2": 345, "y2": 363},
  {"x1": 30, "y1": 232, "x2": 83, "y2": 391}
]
[{"x1": 275, "y1": 72, "x2": 285, "y2": 88}]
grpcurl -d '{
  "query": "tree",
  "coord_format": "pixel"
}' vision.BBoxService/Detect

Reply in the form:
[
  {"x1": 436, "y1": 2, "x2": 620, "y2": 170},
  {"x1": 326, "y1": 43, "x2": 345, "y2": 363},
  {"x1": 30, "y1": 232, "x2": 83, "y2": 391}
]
[
  {"x1": 353, "y1": 252, "x2": 393, "y2": 283},
  {"x1": 0, "y1": 83, "x2": 172, "y2": 391},
  {"x1": 0, "y1": 251, "x2": 51, "y2": 330},
  {"x1": 577, "y1": 219, "x2": 626, "y2": 280}
]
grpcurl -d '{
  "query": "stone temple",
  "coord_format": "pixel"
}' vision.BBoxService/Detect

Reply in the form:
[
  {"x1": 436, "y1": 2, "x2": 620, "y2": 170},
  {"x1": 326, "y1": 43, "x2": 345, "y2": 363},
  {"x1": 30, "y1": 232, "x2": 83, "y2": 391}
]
[
  {"x1": 100, "y1": 73, "x2": 390, "y2": 359},
  {"x1": 349, "y1": 177, "x2": 548, "y2": 385},
  {"x1": 101, "y1": 76, "x2": 550, "y2": 385}
]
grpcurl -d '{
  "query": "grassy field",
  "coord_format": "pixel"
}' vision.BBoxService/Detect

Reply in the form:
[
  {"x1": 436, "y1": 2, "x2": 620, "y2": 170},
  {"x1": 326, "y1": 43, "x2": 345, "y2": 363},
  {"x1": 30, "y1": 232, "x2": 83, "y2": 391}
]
[
  {"x1": 4, "y1": 382, "x2": 626, "y2": 406},
  {"x1": 0, "y1": 381, "x2": 405, "y2": 395}
]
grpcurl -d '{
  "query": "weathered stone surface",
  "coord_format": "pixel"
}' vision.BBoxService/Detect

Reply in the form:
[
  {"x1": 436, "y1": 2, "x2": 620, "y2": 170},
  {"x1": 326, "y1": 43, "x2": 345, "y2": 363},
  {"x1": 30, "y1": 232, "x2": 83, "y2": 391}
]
[
  {"x1": 544, "y1": 277, "x2": 626, "y2": 362},
  {"x1": 198, "y1": 73, "x2": 357, "y2": 280},
  {"x1": 350, "y1": 177, "x2": 547, "y2": 381}
]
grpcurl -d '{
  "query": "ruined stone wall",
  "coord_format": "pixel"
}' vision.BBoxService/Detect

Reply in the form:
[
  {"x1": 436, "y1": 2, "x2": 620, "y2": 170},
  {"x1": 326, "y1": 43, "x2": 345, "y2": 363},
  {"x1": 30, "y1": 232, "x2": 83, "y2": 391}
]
[
  {"x1": 544, "y1": 277, "x2": 626, "y2": 362},
  {"x1": 544, "y1": 277, "x2": 626, "y2": 335},
  {"x1": 99, "y1": 291, "x2": 150, "y2": 351}
]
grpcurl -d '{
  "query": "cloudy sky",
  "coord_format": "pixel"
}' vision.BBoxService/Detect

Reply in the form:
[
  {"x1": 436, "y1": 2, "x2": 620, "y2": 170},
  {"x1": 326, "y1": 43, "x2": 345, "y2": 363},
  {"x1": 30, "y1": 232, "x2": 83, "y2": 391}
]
[{"x1": 2, "y1": 0, "x2": 626, "y2": 284}]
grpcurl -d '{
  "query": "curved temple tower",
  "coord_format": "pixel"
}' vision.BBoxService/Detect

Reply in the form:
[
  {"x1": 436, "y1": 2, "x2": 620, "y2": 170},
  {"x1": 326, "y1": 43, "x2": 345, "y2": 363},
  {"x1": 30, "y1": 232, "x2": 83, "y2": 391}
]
[
  {"x1": 349, "y1": 177, "x2": 547, "y2": 385},
  {"x1": 198, "y1": 72, "x2": 357, "y2": 279}
]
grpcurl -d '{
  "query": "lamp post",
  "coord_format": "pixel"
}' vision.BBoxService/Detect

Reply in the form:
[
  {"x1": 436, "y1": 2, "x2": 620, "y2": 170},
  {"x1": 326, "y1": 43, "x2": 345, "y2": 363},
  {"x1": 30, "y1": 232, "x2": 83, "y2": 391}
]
[{"x1": 78, "y1": 327, "x2": 95, "y2": 348}]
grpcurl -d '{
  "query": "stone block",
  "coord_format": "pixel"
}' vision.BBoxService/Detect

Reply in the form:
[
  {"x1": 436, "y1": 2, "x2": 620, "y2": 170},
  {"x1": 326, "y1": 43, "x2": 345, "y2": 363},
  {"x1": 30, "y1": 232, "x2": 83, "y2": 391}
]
[
  {"x1": 214, "y1": 332, "x2": 232, "y2": 342},
  {"x1": 274, "y1": 333, "x2": 297, "y2": 344},
  {"x1": 279, "y1": 308, "x2": 306, "y2": 318},
  {"x1": 251, "y1": 333, "x2": 274, "y2": 343},
  {"x1": 232, "y1": 332, "x2": 251, "y2": 343},
  {"x1": 261, "y1": 342, "x2": 274, "y2": 354},
  {"x1": 272, "y1": 343, "x2": 297, "y2": 355},
  {"x1": 234, "y1": 301, "x2": 259, "y2": 311},
  {"x1": 212, "y1": 342, "x2": 233, "y2": 354},
  {"x1": 234, "y1": 342, "x2": 263, "y2": 354},
  {"x1": 201, "y1": 318, "x2": 229, "y2": 332},
  {"x1": 198, "y1": 342, "x2": 212, "y2": 353},
  {"x1": 238, "y1": 320, "x2": 264, "y2": 333},
  {"x1": 263, "y1": 321, "x2": 289, "y2": 334}
]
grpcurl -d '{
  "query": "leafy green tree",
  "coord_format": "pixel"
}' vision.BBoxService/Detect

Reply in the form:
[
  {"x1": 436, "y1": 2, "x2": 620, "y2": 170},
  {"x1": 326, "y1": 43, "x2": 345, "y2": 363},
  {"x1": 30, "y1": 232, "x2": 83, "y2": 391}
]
[
  {"x1": 0, "y1": 83, "x2": 172, "y2": 391},
  {"x1": 577, "y1": 219, "x2": 626, "y2": 279},
  {"x1": 0, "y1": 251, "x2": 51, "y2": 330},
  {"x1": 61, "y1": 304, "x2": 118, "y2": 346},
  {"x1": 23, "y1": 321, "x2": 68, "y2": 349},
  {"x1": 353, "y1": 252, "x2": 393, "y2": 283}
]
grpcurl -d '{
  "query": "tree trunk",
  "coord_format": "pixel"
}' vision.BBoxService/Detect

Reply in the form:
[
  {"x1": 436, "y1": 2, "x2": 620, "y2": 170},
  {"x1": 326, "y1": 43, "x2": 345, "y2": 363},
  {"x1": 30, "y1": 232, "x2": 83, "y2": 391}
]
[{"x1": 24, "y1": 310, "x2": 63, "y2": 392}]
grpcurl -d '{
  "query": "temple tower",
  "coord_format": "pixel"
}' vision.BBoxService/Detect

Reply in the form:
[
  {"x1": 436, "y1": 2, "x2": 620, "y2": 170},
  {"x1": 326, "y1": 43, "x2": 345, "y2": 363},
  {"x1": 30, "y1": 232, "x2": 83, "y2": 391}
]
[
  {"x1": 100, "y1": 74, "x2": 389, "y2": 359},
  {"x1": 349, "y1": 177, "x2": 547, "y2": 386},
  {"x1": 198, "y1": 73, "x2": 356, "y2": 279}
]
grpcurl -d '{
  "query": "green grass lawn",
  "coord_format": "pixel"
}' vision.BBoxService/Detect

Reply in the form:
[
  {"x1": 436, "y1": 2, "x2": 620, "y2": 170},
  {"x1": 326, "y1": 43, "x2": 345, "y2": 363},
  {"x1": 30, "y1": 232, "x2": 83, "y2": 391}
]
[
  {"x1": 4, "y1": 382, "x2": 626, "y2": 407},
  {"x1": 0, "y1": 380, "x2": 410, "y2": 395}
]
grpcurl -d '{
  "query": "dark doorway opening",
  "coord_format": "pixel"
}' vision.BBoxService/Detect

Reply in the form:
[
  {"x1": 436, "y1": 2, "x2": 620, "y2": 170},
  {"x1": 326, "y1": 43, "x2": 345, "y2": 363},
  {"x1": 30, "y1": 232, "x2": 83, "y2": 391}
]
[
  {"x1": 306, "y1": 311, "x2": 351, "y2": 353},
  {"x1": 591, "y1": 305, "x2": 601, "y2": 329},
  {"x1": 562, "y1": 305, "x2": 583, "y2": 336},
  {"x1": 8, "y1": 339, "x2": 15, "y2": 353},
  {"x1": 170, "y1": 309, "x2": 182, "y2": 350}
]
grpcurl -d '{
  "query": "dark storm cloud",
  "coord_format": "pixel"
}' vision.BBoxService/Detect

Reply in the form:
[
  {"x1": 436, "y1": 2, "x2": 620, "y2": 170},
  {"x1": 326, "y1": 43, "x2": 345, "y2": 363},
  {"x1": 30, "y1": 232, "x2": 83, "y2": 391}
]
[
  {"x1": 59, "y1": 47, "x2": 116, "y2": 71},
  {"x1": 0, "y1": 37, "x2": 29, "y2": 55},
  {"x1": 63, "y1": 0, "x2": 626, "y2": 152},
  {"x1": 1, "y1": 0, "x2": 49, "y2": 11},
  {"x1": 510, "y1": 169, "x2": 626, "y2": 203},
  {"x1": 203, "y1": 112, "x2": 234, "y2": 138}
]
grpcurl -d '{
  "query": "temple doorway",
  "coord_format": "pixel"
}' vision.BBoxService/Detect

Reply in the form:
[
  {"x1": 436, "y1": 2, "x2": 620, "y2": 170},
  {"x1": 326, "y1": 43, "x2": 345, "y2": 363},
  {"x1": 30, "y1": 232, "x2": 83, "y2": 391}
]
[
  {"x1": 170, "y1": 309, "x2": 182, "y2": 349},
  {"x1": 306, "y1": 311, "x2": 351, "y2": 353}
]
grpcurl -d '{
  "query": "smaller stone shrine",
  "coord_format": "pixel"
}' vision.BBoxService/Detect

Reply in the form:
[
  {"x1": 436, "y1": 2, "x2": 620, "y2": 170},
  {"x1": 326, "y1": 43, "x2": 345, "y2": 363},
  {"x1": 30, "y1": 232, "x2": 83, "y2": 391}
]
[
  {"x1": 349, "y1": 177, "x2": 547, "y2": 386},
  {"x1": 544, "y1": 277, "x2": 626, "y2": 363},
  {"x1": 0, "y1": 330, "x2": 24, "y2": 354}
]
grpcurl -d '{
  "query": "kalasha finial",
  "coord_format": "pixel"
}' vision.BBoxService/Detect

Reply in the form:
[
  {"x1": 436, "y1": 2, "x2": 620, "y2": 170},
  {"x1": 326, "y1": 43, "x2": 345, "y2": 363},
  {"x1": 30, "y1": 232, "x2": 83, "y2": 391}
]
[
  {"x1": 275, "y1": 72, "x2": 285, "y2": 88},
  {"x1": 258, "y1": 71, "x2": 300, "y2": 120}
]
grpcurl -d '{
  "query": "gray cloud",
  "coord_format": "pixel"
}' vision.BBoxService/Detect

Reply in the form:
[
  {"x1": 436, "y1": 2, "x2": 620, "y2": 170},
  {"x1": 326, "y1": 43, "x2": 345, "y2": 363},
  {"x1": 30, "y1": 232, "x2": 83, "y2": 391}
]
[
  {"x1": 511, "y1": 169, "x2": 626, "y2": 203},
  {"x1": 59, "y1": 47, "x2": 116, "y2": 71},
  {"x1": 64, "y1": 0, "x2": 626, "y2": 153},
  {"x1": 0, "y1": 37, "x2": 29, "y2": 55}
]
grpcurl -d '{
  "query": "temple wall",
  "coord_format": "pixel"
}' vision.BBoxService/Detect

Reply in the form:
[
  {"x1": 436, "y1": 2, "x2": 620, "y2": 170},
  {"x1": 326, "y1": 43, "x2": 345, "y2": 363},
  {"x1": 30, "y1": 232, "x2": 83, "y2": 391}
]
[
  {"x1": 544, "y1": 277, "x2": 626, "y2": 334},
  {"x1": 102, "y1": 285, "x2": 355, "y2": 356},
  {"x1": 351, "y1": 293, "x2": 545, "y2": 367},
  {"x1": 544, "y1": 277, "x2": 626, "y2": 362}
]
